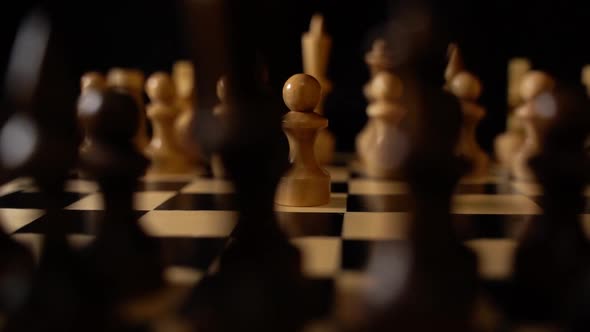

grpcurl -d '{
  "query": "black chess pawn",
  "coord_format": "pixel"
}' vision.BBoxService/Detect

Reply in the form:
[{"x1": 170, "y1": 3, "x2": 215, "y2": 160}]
[
  {"x1": 510, "y1": 84, "x2": 590, "y2": 327},
  {"x1": 366, "y1": 51, "x2": 479, "y2": 330},
  {"x1": 78, "y1": 87, "x2": 165, "y2": 314}
]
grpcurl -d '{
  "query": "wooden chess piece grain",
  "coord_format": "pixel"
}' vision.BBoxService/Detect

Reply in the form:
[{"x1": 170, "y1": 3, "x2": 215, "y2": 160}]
[
  {"x1": 173, "y1": 61, "x2": 204, "y2": 172},
  {"x1": 275, "y1": 74, "x2": 330, "y2": 206},
  {"x1": 511, "y1": 71, "x2": 555, "y2": 181},
  {"x1": 145, "y1": 72, "x2": 192, "y2": 174},
  {"x1": 107, "y1": 68, "x2": 149, "y2": 151},
  {"x1": 449, "y1": 71, "x2": 490, "y2": 178},
  {"x1": 356, "y1": 72, "x2": 407, "y2": 178},
  {"x1": 302, "y1": 14, "x2": 335, "y2": 165}
]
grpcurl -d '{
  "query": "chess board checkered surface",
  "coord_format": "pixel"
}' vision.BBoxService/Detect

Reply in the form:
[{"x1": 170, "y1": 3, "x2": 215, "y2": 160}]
[{"x1": 2, "y1": 161, "x2": 590, "y2": 325}]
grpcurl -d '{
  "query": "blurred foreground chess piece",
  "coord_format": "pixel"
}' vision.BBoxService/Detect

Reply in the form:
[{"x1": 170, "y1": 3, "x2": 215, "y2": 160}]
[
  {"x1": 368, "y1": 72, "x2": 478, "y2": 332},
  {"x1": 78, "y1": 87, "x2": 164, "y2": 309},
  {"x1": 107, "y1": 68, "x2": 149, "y2": 151},
  {"x1": 511, "y1": 84, "x2": 590, "y2": 327},
  {"x1": 356, "y1": 72, "x2": 407, "y2": 178},
  {"x1": 145, "y1": 72, "x2": 193, "y2": 174},
  {"x1": 2, "y1": 8, "x2": 99, "y2": 331},
  {"x1": 302, "y1": 14, "x2": 335, "y2": 165},
  {"x1": 173, "y1": 60, "x2": 204, "y2": 172},
  {"x1": 494, "y1": 58, "x2": 531, "y2": 170},
  {"x1": 511, "y1": 71, "x2": 555, "y2": 181},
  {"x1": 450, "y1": 71, "x2": 490, "y2": 178},
  {"x1": 276, "y1": 74, "x2": 330, "y2": 206}
]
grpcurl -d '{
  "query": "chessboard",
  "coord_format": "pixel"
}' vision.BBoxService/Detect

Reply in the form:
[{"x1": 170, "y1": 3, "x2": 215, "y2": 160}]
[{"x1": 0, "y1": 153, "x2": 582, "y2": 328}]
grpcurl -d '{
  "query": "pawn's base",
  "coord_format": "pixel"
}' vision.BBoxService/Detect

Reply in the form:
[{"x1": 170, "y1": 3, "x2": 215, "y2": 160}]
[{"x1": 275, "y1": 175, "x2": 330, "y2": 207}]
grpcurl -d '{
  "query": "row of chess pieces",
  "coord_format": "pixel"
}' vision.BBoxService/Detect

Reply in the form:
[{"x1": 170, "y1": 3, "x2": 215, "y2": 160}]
[{"x1": 78, "y1": 63, "x2": 335, "y2": 207}]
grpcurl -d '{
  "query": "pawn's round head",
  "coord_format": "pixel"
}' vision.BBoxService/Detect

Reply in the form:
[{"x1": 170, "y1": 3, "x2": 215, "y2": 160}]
[
  {"x1": 450, "y1": 71, "x2": 482, "y2": 100},
  {"x1": 146, "y1": 72, "x2": 175, "y2": 103},
  {"x1": 81, "y1": 72, "x2": 106, "y2": 92},
  {"x1": 370, "y1": 72, "x2": 403, "y2": 100},
  {"x1": 216, "y1": 76, "x2": 227, "y2": 102},
  {"x1": 519, "y1": 71, "x2": 554, "y2": 101},
  {"x1": 282, "y1": 74, "x2": 321, "y2": 112}
]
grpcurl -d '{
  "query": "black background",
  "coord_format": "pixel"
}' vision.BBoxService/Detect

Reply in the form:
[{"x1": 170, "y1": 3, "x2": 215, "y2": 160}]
[{"x1": 1, "y1": 0, "x2": 590, "y2": 153}]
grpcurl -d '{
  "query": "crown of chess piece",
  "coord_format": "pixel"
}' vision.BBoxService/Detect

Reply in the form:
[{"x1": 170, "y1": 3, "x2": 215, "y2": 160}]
[
  {"x1": 444, "y1": 43, "x2": 465, "y2": 89},
  {"x1": 275, "y1": 74, "x2": 330, "y2": 206},
  {"x1": 145, "y1": 72, "x2": 193, "y2": 174},
  {"x1": 511, "y1": 70, "x2": 555, "y2": 181},
  {"x1": 173, "y1": 61, "x2": 204, "y2": 172},
  {"x1": 449, "y1": 71, "x2": 490, "y2": 178},
  {"x1": 302, "y1": 13, "x2": 335, "y2": 165},
  {"x1": 81, "y1": 72, "x2": 106, "y2": 92},
  {"x1": 106, "y1": 68, "x2": 149, "y2": 151},
  {"x1": 363, "y1": 39, "x2": 395, "y2": 101},
  {"x1": 356, "y1": 71, "x2": 408, "y2": 179},
  {"x1": 365, "y1": 39, "x2": 394, "y2": 78}
]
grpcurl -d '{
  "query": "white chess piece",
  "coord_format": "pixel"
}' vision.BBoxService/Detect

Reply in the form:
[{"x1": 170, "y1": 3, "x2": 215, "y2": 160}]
[
  {"x1": 276, "y1": 74, "x2": 330, "y2": 206},
  {"x1": 145, "y1": 72, "x2": 192, "y2": 174},
  {"x1": 356, "y1": 72, "x2": 408, "y2": 178},
  {"x1": 511, "y1": 71, "x2": 555, "y2": 181},
  {"x1": 449, "y1": 71, "x2": 490, "y2": 178}
]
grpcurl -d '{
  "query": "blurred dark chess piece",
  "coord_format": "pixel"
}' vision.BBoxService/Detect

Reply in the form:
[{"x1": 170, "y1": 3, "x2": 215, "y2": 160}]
[
  {"x1": 369, "y1": 85, "x2": 478, "y2": 332},
  {"x1": 510, "y1": 83, "x2": 590, "y2": 328},
  {"x1": 0, "y1": 7, "x2": 100, "y2": 332},
  {"x1": 182, "y1": 68, "x2": 312, "y2": 331},
  {"x1": 367, "y1": 20, "x2": 479, "y2": 332},
  {"x1": 77, "y1": 87, "x2": 165, "y2": 321},
  {"x1": 179, "y1": 2, "x2": 315, "y2": 329}
]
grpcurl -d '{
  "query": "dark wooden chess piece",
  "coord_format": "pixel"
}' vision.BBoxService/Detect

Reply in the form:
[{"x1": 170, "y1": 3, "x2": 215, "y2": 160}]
[
  {"x1": 180, "y1": 2, "x2": 312, "y2": 331},
  {"x1": 510, "y1": 84, "x2": 590, "y2": 327},
  {"x1": 366, "y1": 6, "x2": 479, "y2": 331},
  {"x1": 78, "y1": 87, "x2": 165, "y2": 314},
  {"x1": 1, "y1": 7, "x2": 100, "y2": 332},
  {"x1": 368, "y1": 85, "x2": 479, "y2": 332}
]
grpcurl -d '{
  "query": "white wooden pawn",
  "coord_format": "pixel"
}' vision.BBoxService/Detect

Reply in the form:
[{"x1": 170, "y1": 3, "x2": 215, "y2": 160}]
[
  {"x1": 145, "y1": 72, "x2": 192, "y2": 174},
  {"x1": 511, "y1": 71, "x2": 555, "y2": 181},
  {"x1": 449, "y1": 71, "x2": 490, "y2": 178},
  {"x1": 275, "y1": 74, "x2": 330, "y2": 206},
  {"x1": 356, "y1": 72, "x2": 407, "y2": 178}
]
